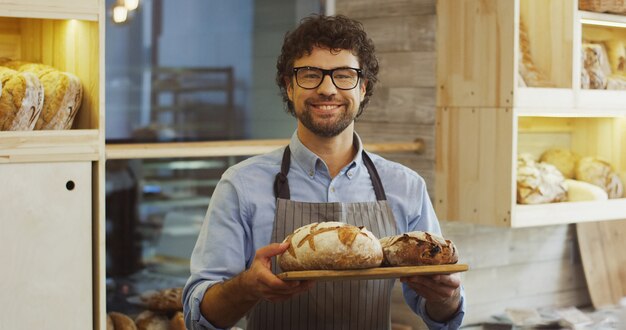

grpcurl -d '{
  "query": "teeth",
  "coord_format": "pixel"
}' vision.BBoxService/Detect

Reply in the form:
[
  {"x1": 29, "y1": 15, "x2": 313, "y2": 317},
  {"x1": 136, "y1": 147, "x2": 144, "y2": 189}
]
[{"x1": 316, "y1": 105, "x2": 339, "y2": 110}]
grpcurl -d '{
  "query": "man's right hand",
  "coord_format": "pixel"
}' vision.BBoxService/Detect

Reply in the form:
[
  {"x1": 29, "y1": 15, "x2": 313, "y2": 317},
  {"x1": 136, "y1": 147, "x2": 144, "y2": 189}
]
[
  {"x1": 200, "y1": 242, "x2": 314, "y2": 328},
  {"x1": 241, "y1": 242, "x2": 315, "y2": 302}
]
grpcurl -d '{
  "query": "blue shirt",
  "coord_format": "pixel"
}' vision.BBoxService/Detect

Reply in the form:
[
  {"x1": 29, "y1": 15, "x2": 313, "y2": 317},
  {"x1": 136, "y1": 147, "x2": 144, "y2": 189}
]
[{"x1": 183, "y1": 131, "x2": 466, "y2": 330}]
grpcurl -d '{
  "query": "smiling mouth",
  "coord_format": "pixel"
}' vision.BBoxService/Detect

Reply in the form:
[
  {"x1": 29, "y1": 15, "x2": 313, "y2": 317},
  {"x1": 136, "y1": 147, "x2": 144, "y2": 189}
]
[{"x1": 308, "y1": 102, "x2": 345, "y2": 110}]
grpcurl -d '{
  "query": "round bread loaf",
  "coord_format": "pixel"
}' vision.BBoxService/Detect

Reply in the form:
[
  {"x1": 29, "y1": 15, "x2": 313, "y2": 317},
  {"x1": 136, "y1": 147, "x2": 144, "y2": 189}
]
[
  {"x1": 575, "y1": 157, "x2": 624, "y2": 199},
  {"x1": 277, "y1": 222, "x2": 383, "y2": 271},
  {"x1": 108, "y1": 312, "x2": 137, "y2": 330},
  {"x1": 539, "y1": 148, "x2": 580, "y2": 179},
  {"x1": 135, "y1": 310, "x2": 168, "y2": 330},
  {"x1": 379, "y1": 231, "x2": 458, "y2": 267},
  {"x1": 140, "y1": 287, "x2": 183, "y2": 313},
  {"x1": 517, "y1": 154, "x2": 567, "y2": 204},
  {"x1": 169, "y1": 312, "x2": 186, "y2": 330},
  {"x1": 106, "y1": 314, "x2": 115, "y2": 330}
]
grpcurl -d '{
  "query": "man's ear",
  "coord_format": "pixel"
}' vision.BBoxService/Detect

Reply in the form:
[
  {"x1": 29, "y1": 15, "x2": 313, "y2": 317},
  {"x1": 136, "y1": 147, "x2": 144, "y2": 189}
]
[
  {"x1": 285, "y1": 77, "x2": 294, "y2": 102},
  {"x1": 360, "y1": 79, "x2": 368, "y2": 99}
]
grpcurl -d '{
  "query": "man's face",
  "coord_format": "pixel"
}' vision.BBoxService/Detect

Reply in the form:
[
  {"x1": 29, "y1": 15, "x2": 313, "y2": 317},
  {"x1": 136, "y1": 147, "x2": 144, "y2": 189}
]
[{"x1": 287, "y1": 47, "x2": 367, "y2": 138}]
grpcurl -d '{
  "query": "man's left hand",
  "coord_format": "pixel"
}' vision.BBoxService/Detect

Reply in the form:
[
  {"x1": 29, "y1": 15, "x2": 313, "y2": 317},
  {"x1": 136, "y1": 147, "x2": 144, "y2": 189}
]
[{"x1": 400, "y1": 273, "x2": 461, "y2": 322}]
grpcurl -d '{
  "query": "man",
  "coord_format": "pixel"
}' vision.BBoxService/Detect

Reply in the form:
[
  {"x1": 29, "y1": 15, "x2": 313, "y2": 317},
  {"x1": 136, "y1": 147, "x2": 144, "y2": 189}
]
[{"x1": 183, "y1": 14, "x2": 465, "y2": 330}]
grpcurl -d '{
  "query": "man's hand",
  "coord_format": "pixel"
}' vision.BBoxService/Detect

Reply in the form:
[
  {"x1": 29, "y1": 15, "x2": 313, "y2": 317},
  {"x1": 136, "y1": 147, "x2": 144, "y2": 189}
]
[
  {"x1": 400, "y1": 273, "x2": 462, "y2": 322},
  {"x1": 200, "y1": 242, "x2": 314, "y2": 328},
  {"x1": 241, "y1": 242, "x2": 315, "y2": 302}
]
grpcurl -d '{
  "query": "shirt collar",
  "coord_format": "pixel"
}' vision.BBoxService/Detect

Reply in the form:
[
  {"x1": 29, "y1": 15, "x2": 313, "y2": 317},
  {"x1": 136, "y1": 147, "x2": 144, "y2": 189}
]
[{"x1": 288, "y1": 130, "x2": 364, "y2": 179}]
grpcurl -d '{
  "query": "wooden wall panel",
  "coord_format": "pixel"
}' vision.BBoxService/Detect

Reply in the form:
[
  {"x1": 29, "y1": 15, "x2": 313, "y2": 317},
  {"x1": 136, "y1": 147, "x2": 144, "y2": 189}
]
[{"x1": 337, "y1": 0, "x2": 591, "y2": 328}]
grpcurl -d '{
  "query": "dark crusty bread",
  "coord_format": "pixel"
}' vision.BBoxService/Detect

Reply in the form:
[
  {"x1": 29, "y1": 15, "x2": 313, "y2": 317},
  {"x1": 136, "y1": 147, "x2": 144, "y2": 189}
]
[
  {"x1": 108, "y1": 312, "x2": 138, "y2": 330},
  {"x1": 379, "y1": 231, "x2": 458, "y2": 266},
  {"x1": 140, "y1": 287, "x2": 183, "y2": 313},
  {"x1": 277, "y1": 221, "x2": 383, "y2": 271},
  {"x1": 169, "y1": 312, "x2": 186, "y2": 330},
  {"x1": 106, "y1": 314, "x2": 115, "y2": 330},
  {"x1": 135, "y1": 310, "x2": 169, "y2": 330}
]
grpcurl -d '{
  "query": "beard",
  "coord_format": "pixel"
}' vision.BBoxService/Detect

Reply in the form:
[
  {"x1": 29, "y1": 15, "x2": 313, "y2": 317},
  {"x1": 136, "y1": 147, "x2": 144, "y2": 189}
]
[{"x1": 297, "y1": 97, "x2": 356, "y2": 138}]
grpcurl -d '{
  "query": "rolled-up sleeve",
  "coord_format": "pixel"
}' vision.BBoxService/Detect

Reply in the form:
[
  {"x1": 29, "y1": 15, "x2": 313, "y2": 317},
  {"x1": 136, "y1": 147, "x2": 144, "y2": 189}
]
[{"x1": 183, "y1": 170, "x2": 252, "y2": 330}]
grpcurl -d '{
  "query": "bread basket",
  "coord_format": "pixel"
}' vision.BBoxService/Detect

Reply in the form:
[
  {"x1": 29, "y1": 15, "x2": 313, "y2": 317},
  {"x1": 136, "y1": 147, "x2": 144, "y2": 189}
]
[{"x1": 579, "y1": 0, "x2": 626, "y2": 14}]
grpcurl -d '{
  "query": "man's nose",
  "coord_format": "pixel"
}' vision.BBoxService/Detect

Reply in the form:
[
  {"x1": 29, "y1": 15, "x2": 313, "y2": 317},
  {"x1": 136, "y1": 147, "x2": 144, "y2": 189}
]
[{"x1": 317, "y1": 74, "x2": 337, "y2": 95}]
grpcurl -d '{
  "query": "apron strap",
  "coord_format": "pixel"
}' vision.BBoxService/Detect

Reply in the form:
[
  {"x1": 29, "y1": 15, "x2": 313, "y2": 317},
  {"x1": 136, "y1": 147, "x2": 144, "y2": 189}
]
[
  {"x1": 273, "y1": 145, "x2": 388, "y2": 201},
  {"x1": 273, "y1": 146, "x2": 292, "y2": 199},
  {"x1": 362, "y1": 151, "x2": 387, "y2": 201}
]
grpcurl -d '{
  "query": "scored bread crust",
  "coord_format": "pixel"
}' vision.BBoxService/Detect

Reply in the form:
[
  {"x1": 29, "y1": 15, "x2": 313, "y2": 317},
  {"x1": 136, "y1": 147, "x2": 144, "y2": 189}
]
[
  {"x1": 108, "y1": 312, "x2": 137, "y2": 330},
  {"x1": 379, "y1": 231, "x2": 458, "y2": 266},
  {"x1": 277, "y1": 222, "x2": 383, "y2": 271}
]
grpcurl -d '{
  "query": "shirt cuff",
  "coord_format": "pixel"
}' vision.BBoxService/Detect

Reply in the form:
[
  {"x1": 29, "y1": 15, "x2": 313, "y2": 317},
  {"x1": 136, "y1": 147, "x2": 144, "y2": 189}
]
[
  {"x1": 185, "y1": 280, "x2": 227, "y2": 330},
  {"x1": 404, "y1": 283, "x2": 466, "y2": 330}
]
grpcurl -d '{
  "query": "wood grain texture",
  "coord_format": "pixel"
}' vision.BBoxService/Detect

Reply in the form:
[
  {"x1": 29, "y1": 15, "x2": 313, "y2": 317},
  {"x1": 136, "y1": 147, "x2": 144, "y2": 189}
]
[
  {"x1": 336, "y1": 0, "x2": 435, "y2": 18},
  {"x1": 576, "y1": 220, "x2": 626, "y2": 308},
  {"x1": 277, "y1": 264, "x2": 469, "y2": 281},
  {"x1": 435, "y1": 107, "x2": 514, "y2": 226},
  {"x1": 0, "y1": 162, "x2": 93, "y2": 330},
  {"x1": 360, "y1": 15, "x2": 435, "y2": 52}
]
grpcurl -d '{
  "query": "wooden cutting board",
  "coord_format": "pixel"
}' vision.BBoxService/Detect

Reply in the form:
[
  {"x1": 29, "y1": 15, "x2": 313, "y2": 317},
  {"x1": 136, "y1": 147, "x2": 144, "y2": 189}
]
[
  {"x1": 276, "y1": 264, "x2": 469, "y2": 281},
  {"x1": 576, "y1": 219, "x2": 626, "y2": 308}
]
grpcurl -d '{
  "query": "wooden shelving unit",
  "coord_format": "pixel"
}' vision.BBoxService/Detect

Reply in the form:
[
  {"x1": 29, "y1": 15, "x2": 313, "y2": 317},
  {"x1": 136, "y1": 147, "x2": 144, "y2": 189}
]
[
  {"x1": 0, "y1": 0, "x2": 104, "y2": 329},
  {"x1": 436, "y1": 0, "x2": 626, "y2": 227}
]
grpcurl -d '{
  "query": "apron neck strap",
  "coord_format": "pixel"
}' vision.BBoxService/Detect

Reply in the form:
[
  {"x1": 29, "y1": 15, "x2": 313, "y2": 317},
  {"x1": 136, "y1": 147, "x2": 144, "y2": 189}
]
[{"x1": 273, "y1": 146, "x2": 387, "y2": 201}]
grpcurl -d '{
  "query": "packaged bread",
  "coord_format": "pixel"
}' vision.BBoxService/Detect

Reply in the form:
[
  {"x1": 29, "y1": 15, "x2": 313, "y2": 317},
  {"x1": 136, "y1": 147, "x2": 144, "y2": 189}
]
[
  {"x1": 575, "y1": 157, "x2": 624, "y2": 199},
  {"x1": 107, "y1": 312, "x2": 138, "y2": 330},
  {"x1": 140, "y1": 287, "x2": 183, "y2": 313},
  {"x1": 0, "y1": 67, "x2": 44, "y2": 130},
  {"x1": 379, "y1": 231, "x2": 458, "y2": 267},
  {"x1": 277, "y1": 222, "x2": 383, "y2": 271},
  {"x1": 517, "y1": 154, "x2": 567, "y2": 204},
  {"x1": 2, "y1": 60, "x2": 83, "y2": 130},
  {"x1": 539, "y1": 148, "x2": 580, "y2": 179}
]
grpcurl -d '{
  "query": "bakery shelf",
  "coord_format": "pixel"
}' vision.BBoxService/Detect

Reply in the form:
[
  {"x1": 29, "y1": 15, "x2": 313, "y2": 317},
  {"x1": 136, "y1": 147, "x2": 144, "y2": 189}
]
[
  {"x1": 514, "y1": 199, "x2": 626, "y2": 227},
  {"x1": 0, "y1": 129, "x2": 100, "y2": 163},
  {"x1": 0, "y1": 1, "x2": 99, "y2": 20},
  {"x1": 436, "y1": 0, "x2": 626, "y2": 227}
]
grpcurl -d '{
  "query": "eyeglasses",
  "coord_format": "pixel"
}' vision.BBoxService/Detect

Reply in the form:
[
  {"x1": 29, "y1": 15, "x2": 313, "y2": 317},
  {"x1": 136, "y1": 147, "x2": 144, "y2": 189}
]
[{"x1": 293, "y1": 66, "x2": 362, "y2": 90}]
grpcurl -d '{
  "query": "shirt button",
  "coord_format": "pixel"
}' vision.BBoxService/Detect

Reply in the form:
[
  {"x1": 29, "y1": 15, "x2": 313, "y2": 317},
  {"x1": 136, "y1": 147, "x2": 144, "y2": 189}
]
[
  {"x1": 347, "y1": 171, "x2": 353, "y2": 177},
  {"x1": 330, "y1": 187, "x2": 335, "y2": 193},
  {"x1": 309, "y1": 170, "x2": 314, "y2": 177}
]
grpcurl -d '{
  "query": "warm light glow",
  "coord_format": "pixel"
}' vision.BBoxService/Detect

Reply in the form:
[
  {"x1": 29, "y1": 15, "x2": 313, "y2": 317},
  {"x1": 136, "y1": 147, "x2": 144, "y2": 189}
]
[
  {"x1": 113, "y1": 5, "x2": 128, "y2": 23},
  {"x1": 581, "y1": 18, "x2": 626, "y2": 29},
  {"x1": 124, "y1": 0, "x2": 139, "y2": 11}
]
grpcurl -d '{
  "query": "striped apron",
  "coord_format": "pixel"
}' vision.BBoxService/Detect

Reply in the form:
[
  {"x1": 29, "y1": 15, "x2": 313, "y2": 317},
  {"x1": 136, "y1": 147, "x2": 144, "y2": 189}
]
[{"x1": 246, "y1": 146, "x2": 399, "y2": 330}]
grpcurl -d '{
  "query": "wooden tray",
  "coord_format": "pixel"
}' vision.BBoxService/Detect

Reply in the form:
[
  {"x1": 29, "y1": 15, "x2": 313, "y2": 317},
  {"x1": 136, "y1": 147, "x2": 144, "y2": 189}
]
[{"x1": 276, "y1": 264, "x2": 469, "y2": 281}]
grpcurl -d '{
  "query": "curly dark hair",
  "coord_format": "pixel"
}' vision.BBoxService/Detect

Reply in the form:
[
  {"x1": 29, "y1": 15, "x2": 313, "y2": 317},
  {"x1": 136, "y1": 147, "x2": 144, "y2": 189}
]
[{"x1": 276, "y1": 14, "x2": 379, "y2": 117}]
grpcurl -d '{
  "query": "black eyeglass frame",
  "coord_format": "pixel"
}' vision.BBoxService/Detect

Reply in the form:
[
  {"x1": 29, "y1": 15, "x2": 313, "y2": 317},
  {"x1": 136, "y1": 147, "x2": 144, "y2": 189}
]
[{"x1": 292, "y1": 66, "x2": 363, "y2": 90}]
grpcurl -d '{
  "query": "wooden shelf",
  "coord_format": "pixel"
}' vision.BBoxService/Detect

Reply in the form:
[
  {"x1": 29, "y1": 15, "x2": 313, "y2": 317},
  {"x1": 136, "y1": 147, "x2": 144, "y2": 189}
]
[
  {"x1": 106, "y1": 139, "x2": 425, "y2": 159},
  {"x1": 0, "y1": 0, "x2": 99, "y2": 20},
  {"x1": 436, "y1": 0, "x2": 626, "y2": 227},
  {"x1": 0, "y1": 130, "x2": 99, "y2": 163}
]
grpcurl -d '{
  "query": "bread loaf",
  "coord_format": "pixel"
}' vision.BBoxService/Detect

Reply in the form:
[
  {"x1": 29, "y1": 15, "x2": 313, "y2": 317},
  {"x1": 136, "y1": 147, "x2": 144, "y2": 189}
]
[
  {"x1": 539, "y1": 149, "x2": 580, "y2": 179},
  {"x1": 169, "y1": 312, "x2": 186, "y2": 330},
  {"x1": 277, "y1": 222, "x2": 383, "y2": 271},
  {"x1": 3, "y1": 60, "x2": 83, "y2": 130},
  {"x1": 379, "y1": 231, "x2": 458, "y2": 267},
  {"x1": 517, "y1": 154, "x2": 567, "y2": 204},
  {"x1": 0, "y1": 67, "x2": 43, "y2": 130},
  {"x1": 575, "y1": 157, "x2": 624, "y2": 199},
  {"x1": 140, "y1": 287, "x2": 183, "y2": 313},
  {"x1": 135, "y1": 310, "x2": 169, "y2": 330},
  {"x1": 108, "y1": 312, "x2": 138, "y2": 330}
]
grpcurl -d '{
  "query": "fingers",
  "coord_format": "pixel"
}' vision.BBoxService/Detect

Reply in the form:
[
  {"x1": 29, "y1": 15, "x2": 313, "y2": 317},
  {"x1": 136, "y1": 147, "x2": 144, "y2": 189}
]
[
  {"x1": 400, "y1": 274, "x2": 461, "y2": 303},
  {"x1": 255, "y1": 242, "x2": 290, "y2": 259},
  {"x1": 243, "y1": 243, "x2": 315, "y2": 302}
]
